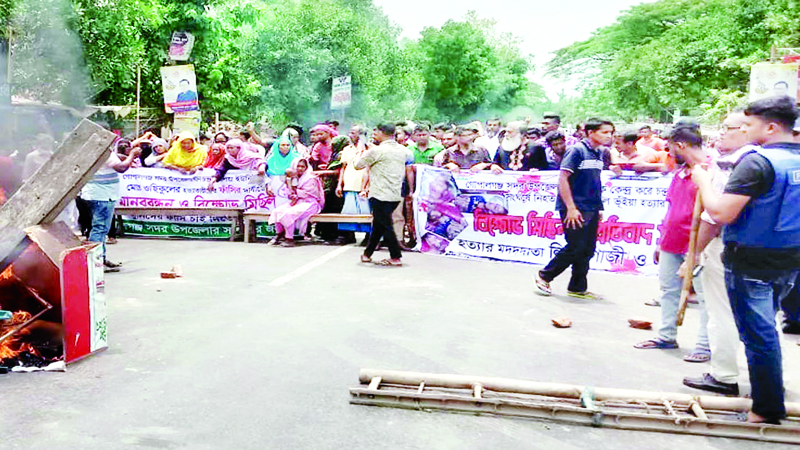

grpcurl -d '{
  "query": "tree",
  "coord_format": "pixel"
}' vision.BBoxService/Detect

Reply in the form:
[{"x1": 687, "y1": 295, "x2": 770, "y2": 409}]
[{"x1": 546, "y1": 0, "x2": 800, "y2": 122}]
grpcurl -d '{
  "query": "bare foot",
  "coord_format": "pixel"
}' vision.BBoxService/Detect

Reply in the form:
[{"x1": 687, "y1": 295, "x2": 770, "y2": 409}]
[{"x1": 747, "y1": 411, "x2": 775, "y2": 424}]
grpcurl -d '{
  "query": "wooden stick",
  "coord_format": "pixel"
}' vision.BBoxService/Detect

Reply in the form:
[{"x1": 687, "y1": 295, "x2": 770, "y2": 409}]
[{"x1": 677, "y1": 191, "x2": 703, "y2": 326}]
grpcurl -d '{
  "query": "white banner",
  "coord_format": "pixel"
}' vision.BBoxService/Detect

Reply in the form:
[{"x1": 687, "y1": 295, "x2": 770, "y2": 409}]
[
  {"x1": 331, "y1": 75, "x2": 352, "y2": 110},
  {"x1": 413, "y1": 166, "x2": 672, "y2": 275},
  {"x1": 117, "y1": 168, "x2": 289, "y2": 238}
]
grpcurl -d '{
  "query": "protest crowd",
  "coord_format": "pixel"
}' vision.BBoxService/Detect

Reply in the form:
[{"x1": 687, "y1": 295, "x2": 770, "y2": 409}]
[{"x1": 2, "y1": 94, "x2": 800, "y2": 427}]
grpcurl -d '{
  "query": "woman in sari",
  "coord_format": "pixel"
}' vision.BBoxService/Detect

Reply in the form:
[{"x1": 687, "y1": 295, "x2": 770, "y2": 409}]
[
  {"x1": 163, "y1": 131, "x2": 207, "y2": 174},
  {"x1": 265, "y1": 136, "x2": 298, "y2": 197},
  {"x1": 207, "y1": 139, "x2": 266, "y2": 190},
  {"x1": 268, "y1": 158, "x2": 324, "y2": 247}
]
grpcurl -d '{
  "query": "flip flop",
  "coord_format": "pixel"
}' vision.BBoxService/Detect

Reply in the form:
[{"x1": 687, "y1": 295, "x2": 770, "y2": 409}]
[
  {"x1": 645, "y1": 299, "x2": 661, "y2": 307},
  {"x1": 375, "y1": 259, "x2": 402, "y2": 267},
  {"x1": 360, "y1": 255, "x2": 372, "y2": 263},
  {"x1": 634, "y1": 338, "x2": 679, "y2": 349},
  {"x1": 683, "y1": 349, "x2": 711, "y2": 363},
  {"x1": 534, "y1": 273, "x2": 552, "y2": 296}
]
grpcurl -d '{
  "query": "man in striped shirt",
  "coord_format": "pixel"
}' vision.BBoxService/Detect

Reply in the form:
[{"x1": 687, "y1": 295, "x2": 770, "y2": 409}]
[{"x1": 80, "y1": 143, "x2": 140, "y2": 272}]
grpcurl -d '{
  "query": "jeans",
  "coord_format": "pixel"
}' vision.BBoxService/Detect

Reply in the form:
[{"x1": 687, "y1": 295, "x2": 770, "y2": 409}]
[
  {"x1": 87, "y1": 200, "x2": 116, "y2": 259},
  {"x1": 539, "y1": 210, "x2": 599, "y2": 293},
  {"x1": 725, "y1": 266, "x2": 799, "y2": 421},
  {"x1": 365, "y1": 198, "x2": 402, "y2": 260},
  {"x1": 781, "y1": 280, "x2": 800, "y2": 324},
  {"x1": 657, "y1": 250, "x2": 709, "y2": 349}
]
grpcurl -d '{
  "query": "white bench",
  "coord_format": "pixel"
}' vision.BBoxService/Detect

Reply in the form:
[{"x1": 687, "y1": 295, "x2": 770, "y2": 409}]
[{"x1": 243, "y1": 211, "x2": 372, "y2": 243}]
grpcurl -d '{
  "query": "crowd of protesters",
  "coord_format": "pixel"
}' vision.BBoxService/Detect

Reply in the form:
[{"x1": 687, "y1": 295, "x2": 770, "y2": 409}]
[{"x1": 5, "y1": 102, "x2": 800, "y2": 425}]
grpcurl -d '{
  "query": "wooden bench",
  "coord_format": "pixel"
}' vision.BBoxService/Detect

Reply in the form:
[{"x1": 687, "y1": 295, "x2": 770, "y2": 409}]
[
  {"x1": 243, "y1": 211, "x2": 372, "y2": 243},
  {"x1": 115, "y1": 207, "x2": 243, "y2": 242}
]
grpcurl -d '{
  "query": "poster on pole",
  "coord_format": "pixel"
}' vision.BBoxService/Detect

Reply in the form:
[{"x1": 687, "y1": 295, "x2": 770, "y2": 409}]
[
  {"x1": 160, "y1": 64, "x2": 199, "y2": 113},
  {"x1": 749, "y1": 62, "x2": 799, "y2": 101},
  {"x1": 174, "y1": 110, "x2": 201, "y2": 137},
  {"x1": 168, "y1": 32, "x2": 195, "y2": 61},
  {"x1": 331, "y1": 75, "x2": 351, "y2": 110}
]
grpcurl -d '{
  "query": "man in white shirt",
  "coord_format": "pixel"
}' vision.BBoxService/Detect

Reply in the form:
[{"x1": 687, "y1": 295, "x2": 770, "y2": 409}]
[
  {"x1": 474, "y1": 118, "x2": 502, "y2": 160},
  {"x1": 81, "y1": 143, "x2": 140, "y2": 272}
]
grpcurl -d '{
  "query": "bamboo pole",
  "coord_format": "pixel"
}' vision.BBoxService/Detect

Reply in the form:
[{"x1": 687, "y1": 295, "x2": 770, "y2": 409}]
[
  {"x1": 677, "y1": 191, "x2": 703, "y2": 326},
  {"x1": 135, "y1": 65, "x2": 141, "y2": 136},
  {"x1": 358, "y1": 369, "x2": 800, "y2": 416}
]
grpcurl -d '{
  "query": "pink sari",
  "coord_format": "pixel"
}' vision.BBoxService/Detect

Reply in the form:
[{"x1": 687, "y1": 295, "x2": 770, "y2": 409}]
[{"x1": 269, "y1": 159, "x2": 324, "y2": 237}]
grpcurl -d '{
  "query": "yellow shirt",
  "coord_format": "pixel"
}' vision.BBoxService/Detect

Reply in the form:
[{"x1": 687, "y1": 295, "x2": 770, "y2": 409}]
[{"x1": 340, "y1": 145, "x2": 367, "y2": 192}]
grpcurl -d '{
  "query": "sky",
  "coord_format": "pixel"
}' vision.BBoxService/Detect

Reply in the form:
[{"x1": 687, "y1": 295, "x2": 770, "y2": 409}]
[{"x1": 373, "y1": 0, "x2": 649, "y2": 100}]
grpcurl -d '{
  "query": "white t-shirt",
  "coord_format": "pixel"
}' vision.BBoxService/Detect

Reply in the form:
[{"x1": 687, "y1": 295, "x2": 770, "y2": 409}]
[
  {"x1": 81, "y1": 152, "x2": 122, "y2": 201},
  {"x1": 474, "y1": 134, "x2": 500, "y2": 160}
]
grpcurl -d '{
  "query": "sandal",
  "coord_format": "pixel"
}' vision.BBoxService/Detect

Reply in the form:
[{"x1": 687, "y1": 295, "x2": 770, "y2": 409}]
[
  {"x1": 683, "y1": 348, "x2": 711, "y2": 363},
  {"x1": 567, "y1": 290, "x2": 604, "y2": 300},
  {"x1": 360, "y1": 254, "x2": 372, "y2": 263},
  {"x1": 534, "y1": 273, "x2": 552, "y2": 296},
  {"x1": 645, "y1": 299, "x2": 661, "y2": 307},
  {"x1": 279, "y1": 240, "x2": 296, "y2": 247},
  {"x1": 634, "y1": 338, "x2": 679, "y2": 350},
  {"x1": 374, "y1": 259, "x2": 402, "y2": 267}
]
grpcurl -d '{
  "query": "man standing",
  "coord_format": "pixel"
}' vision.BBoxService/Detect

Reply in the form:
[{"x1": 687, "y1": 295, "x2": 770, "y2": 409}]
[
  {"x1": 534, "y1": 118, "x2": 614, "y2": 299},
  {"x1": 443, "y1": 125, "x2": 493, "y2": 173},
  {"x1": 682, "y1": 111, "x2": 754, "y2": 396},
  {"x1": 612, "y1": 131, "x2": 668, "y2": 172},
  {"x1": 81, "y1": 142, "x2": 141, "y2": 272},
  {"x1": 529, "y1": 131, "x2": 568, "y2": 170},
  {"x1": 492, "y1": 121, "x2": 532, "y2": 171},
  {"x1": 693, "y1": 96, "x2": 800, "y2": 424},
  {"x1": 535, "y1": 114, "x2": 578, "y2": 157},
  {"x1": 634, "y1": 122, "x2": 710, "y2": 363},
  {"x1": 356, "y1": 123, "x2": 413, "y2": 267},
  {"x1": 408, "y1": 124, "x2": 443, "y2": 165},
  {"x1": 637, "y1": 125, "x2": 667, "y2": 153},
  {"x1": 475, "y1": 118, "x2": 502, "y2": 160}
]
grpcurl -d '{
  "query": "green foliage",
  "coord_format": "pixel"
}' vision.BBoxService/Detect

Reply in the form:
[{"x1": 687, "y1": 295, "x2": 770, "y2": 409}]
[
  {"x1": 546, "y1": 0, "x2": 800, "y2": 123},
  {"x1": 6, "y1": 0, "x2": 542, "y2": 127}
]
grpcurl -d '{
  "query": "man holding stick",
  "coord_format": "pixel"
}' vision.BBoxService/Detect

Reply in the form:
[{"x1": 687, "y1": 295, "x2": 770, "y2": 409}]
[
  {"x1": 693, "y1": 96, "x2": 800, "y2": 424},
  {"x1": 634, "y1": 121, "x2": 710, "y2": 362}
]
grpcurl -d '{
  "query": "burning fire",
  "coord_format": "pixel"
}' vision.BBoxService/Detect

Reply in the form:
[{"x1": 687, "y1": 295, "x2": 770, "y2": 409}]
[{"x1": 0, "y1": 310, "x2": 40, "y2": 361}]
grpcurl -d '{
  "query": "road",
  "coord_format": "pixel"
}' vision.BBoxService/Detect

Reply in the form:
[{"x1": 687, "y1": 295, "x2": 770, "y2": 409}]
[{"x1": 1, "y1": 238, "x2": 798, "y2": 449}]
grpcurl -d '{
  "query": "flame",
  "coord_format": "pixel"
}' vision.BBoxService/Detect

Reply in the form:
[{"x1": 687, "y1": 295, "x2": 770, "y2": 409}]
[
  {"x1": 0, "y1": 264, "x2": 13, "y2": 282},
  {"x1": 0, "y1": 310, "x2": 36, "y2": 361}
]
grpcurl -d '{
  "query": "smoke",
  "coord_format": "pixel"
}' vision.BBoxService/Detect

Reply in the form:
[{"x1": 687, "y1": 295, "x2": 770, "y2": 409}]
[{"x1": 1, "y1": 0, "x2": 93, "y2": 161}]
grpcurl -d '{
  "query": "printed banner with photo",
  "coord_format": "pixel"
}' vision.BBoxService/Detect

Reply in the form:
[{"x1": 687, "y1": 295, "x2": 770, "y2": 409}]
[
  {"x1": 412, "y1": 166, "x2": 673, "y2": 275},
  {"x1": 749, "y1": 62, "x2": 799, "y2": 101},
  {"x1": 117, "y1": 168, "x2": 292, "y2": 239},
  {"x1": 160, "y1": 64, "x2": 200, "y2": 113}
]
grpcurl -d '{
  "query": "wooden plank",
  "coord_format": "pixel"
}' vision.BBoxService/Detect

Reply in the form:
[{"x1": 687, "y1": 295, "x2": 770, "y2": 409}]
[
  {"x1": 115, "y1": 207, "x2": 241, "y2": 217},
  {"x1": 0, "y1": 119, "x2": 117, "y2": 230}
]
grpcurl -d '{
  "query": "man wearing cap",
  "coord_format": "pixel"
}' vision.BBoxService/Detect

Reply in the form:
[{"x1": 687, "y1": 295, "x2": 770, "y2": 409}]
[{"x1": 493, "y1": 121, "x2": 534, "y2": 171}]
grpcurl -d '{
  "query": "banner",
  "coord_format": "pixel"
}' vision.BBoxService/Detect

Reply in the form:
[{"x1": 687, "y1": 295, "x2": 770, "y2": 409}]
[
  {"x1": 168, "y1": 31, "x2": 195, "y2": 61},
  {"x1": 413, "y1": 166, "x2": 672, "y2": 275},
  {"x1": 174, "y1": 110, "x2": 201, "y2": 137},
  {"x1": 749, "y1": 62, "x2": 799, "y2": 101},
  {"x1": 117, "y1": 168, "x2": 291, "y2": 238},
  {"x1": 160, "y1": 64, "x2": 199, "y2": 113},
  {"x1": 331, "y1": 75, "x2": 352, "y2": 110}
]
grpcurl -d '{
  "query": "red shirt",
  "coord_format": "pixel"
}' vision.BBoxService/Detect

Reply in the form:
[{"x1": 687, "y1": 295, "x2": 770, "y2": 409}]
[{"x1": 660, "y1": 167, "x2": 698, "y2": 254}]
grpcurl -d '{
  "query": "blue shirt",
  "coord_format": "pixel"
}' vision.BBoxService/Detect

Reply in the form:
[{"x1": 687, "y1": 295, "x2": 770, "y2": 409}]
[{"x1": 555, "y1": 139, "x2": 604, "y2": 212}]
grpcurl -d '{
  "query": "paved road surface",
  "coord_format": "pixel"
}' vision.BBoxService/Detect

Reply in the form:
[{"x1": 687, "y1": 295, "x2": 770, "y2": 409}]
[{"x1": 2, "y1": 239, "x2": 798, "y2": 449}]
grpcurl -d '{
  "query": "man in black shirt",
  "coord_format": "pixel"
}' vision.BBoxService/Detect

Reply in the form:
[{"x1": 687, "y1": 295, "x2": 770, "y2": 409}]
[
  {"x1": 535, "y1": 118, "x2": 614, "y2": 299},
  {"x1": 692, "y1": 95, "x2": 800, "y2": 425}
]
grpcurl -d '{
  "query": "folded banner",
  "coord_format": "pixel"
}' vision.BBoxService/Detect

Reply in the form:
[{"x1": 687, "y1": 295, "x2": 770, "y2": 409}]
[
  {"x1": 117, "y1": 168, "x2": 289, "y2": 238},
  {"x1": 413, "y1": 166, "x2": 672, "y2": 275}
]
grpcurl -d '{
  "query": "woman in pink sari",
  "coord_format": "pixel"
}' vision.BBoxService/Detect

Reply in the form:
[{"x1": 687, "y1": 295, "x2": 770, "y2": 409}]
[{"x1": 268, "y1": 158, "x2": 324, "y2": 247}]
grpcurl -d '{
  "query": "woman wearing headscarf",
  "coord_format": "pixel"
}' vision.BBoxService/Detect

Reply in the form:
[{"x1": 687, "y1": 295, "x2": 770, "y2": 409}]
[
  {"x1": 265, "y1": 136, "x2": 299, "y2": 197},
  {"x1": 213, "y1": 131, "x2": 229, "y2": 144},
  {"x1": 268, "y1": 158, "x2": 324, "y2": 247},
  {"x1": 143, "y1": 138, "x2": 170, "y2": 168},
  {"x1": 283, "y1": 127, "x2": 309, "y2": 158},
  {"x1": 204, "y1": 142, "x2": 226, "y2": 169},
  {"x1": 163, "y1": 131, "x2": 207, "y2": 174},
  {"x1": 207, "y1": 138, "x2": 266, "y2": 190}
]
